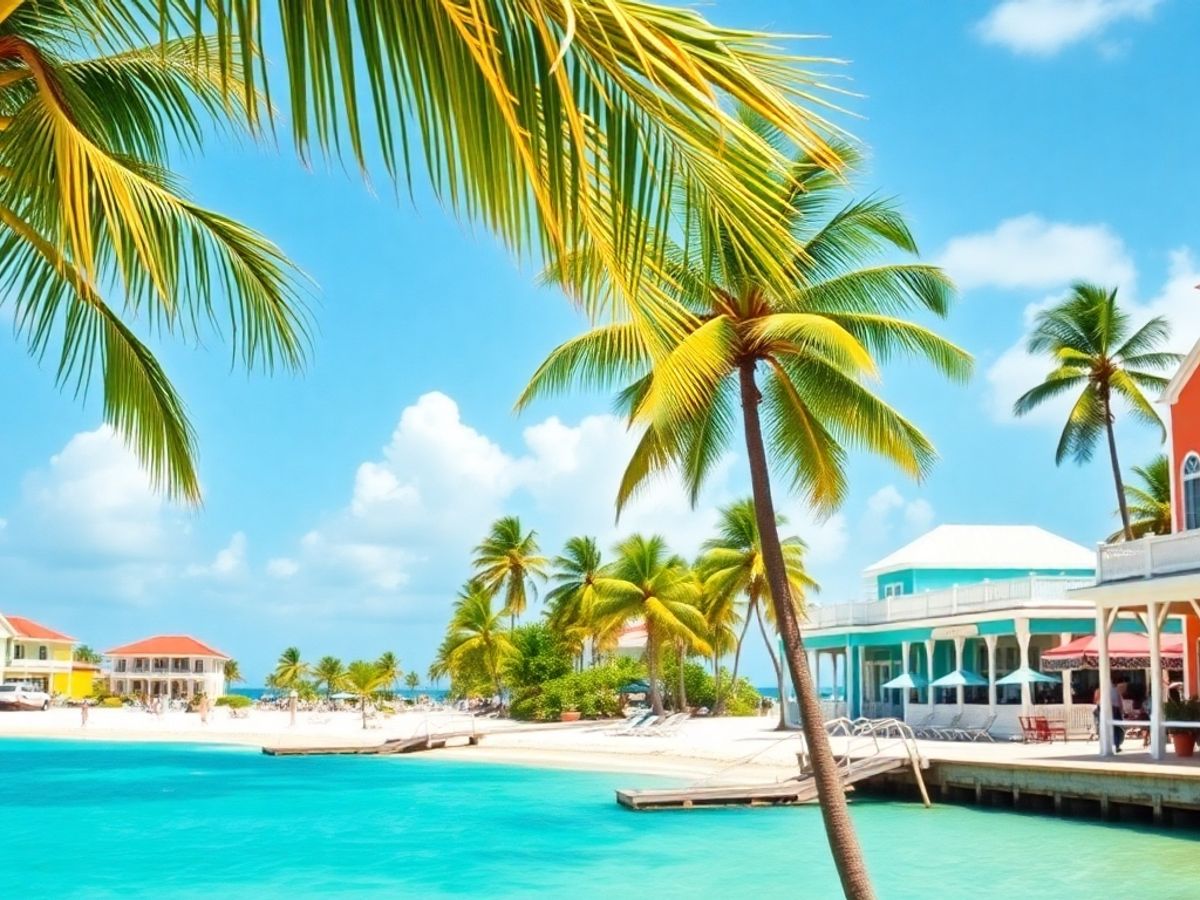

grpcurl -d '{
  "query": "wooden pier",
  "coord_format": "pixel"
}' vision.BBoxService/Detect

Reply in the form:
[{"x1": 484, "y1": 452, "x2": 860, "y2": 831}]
[
  {"x1": 262, "y1": 731, "x2": 481, "y2": 757},
  {"x1": 616, "y1": 755, "x2": 911, "y2": 810}
]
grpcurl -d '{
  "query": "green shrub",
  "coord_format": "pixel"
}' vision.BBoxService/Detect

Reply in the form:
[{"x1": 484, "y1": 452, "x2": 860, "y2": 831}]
[
  {"x1": 99, "y1": 697, "x2": 124, "y2": 708},
  {"x1": 504, "y1": 623, "x2": 575, "y2": 690},
  {"x1": 511, "y1": 657, "x2": 645, "y2": 722},
  {"x1": 660, "y1": 657, "x2": 761, "y2": 716},
  {"x1": 214, "y1": 694, "x2": 252, "y2": 708}
]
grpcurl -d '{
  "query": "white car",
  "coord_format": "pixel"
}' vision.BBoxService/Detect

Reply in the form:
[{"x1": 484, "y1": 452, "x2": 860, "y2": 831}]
[{"x1": 0, "y1": 683, "x2": 50, "y2": 710}]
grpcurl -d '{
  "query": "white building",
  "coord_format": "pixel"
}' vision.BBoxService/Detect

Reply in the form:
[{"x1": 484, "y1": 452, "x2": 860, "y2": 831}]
[{"x1": 106, "y1": 635, "x2": 229, "y2": 700}]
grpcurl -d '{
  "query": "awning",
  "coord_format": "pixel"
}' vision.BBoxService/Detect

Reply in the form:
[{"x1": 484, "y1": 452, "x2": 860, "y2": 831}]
[
  {"x1": 929, "y1": 669, "x2": 988, "y2": 688},
  {"x1": 881, "y1": 672, "x2": 928, "y2": 690},
  {"x1": 1039, "y1": 633, "x2": 1184, "y2": 672},
  {"x1": 994, "y1": 667, "x2": 1059, "y2": 686}
]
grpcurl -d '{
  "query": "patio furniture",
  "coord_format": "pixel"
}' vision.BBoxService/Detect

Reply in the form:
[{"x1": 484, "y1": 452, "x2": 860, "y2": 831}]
[
  {"x1": 951, "y1": 713, "x2": 997, "y2": 742},
  {"x1": 1018, "y1": 716, "x2": 1043, "y2": 743},
  {"x1": 1034, "y1": 715, "x2": 1067, "y2": 742},
  {"x1": 929, "y1": 713, "x2": 964, "y2": 740}
]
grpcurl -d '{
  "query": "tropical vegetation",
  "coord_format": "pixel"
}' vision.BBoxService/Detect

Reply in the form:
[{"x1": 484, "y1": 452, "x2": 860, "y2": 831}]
[
  {"x1": 473, "y1": 516, "x2": 548, "y2": 627},
  {"x1": 1016, "y1": 283, "x2": 1181, "y2": 542},
  {"x1": 1108, "y1": 454, "x2": 1173, "y2": 541}
]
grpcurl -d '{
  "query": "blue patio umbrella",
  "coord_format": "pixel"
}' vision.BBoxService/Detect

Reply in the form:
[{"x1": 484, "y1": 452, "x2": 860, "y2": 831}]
[
  {"x1": 619, "y1": 681, "x2": 650, "y2": 694},
  {"x1": 929, "y1": 669, "x2": 989, "y2": 688},
  {"x1": 994, "y1": 667, "x2": 1059, "y2": 686},
  {"x1": 881, "y1": 672, "x2": 928, "y2": 690}
]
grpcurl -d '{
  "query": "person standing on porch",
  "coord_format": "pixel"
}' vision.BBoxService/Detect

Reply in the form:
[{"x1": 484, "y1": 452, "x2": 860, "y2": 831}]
[{"x1": 1110, "y1": 681, "x2": 1125, "y2": 752}]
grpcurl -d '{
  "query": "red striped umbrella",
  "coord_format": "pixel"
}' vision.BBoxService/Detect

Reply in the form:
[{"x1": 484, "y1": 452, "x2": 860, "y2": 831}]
[{"x1": 1040, "y1": 633, "x2": 1183, "y2": 672}]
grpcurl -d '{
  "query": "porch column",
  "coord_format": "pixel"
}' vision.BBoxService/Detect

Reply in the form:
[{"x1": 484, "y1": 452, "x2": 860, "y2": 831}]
[
  {"x1": 854, "y1": 644, "x2": 865, "y2": 719},
  {"x1": 1148, "y1": 601, "x2": 1164, "y2": 760},
  {"x1": 924, "y1": 639, "x2": 936, "y2": 706},
  {"x1": 985, "y1": 635, "x2": 998, "y2": 714},
  {"x1": 1097, "y1": 607, "x2": 1113, "y2": 756},
  {"x1": 830, "y1": 652, "x2": 839, "y2": 715},
  {"x1": 953, "y1": 637, "x2": 965, "y2": 710},
  {"x1": 1016, "y1": 619, "x2": 1032, "y2": 714},
  {"x1": 1060, "y1": 632, "x2": 1074, "y2": 714},
  {"x1": 900, "y1": 640, "x2": 911, "y2": 724}
]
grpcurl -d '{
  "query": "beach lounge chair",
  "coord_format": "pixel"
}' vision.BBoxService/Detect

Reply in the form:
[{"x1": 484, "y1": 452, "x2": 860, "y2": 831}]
[
  {"x1": 949, "y1": 713, "x2": 996, "y2": 742},
  {"x1": 645, "y1": 712, "x2": 689, "y2": 736},
  {"x1": 912, "y1": 711, "x2": 949, "y2": 739},
  {"x1": 929, "y1": 713, "x2": 963, "y2": 740},
  {"x1": 607, "y1": 711, "x2": 659, "y2": 735}
]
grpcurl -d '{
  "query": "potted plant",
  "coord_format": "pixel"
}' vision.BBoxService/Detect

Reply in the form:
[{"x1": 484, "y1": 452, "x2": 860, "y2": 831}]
[
  {"x1": 559, "y1": 703, "x2": 581, "y2": 723},
  {"x1": 1163, "y1": 696, "x2": 1200, "y2": 758}
]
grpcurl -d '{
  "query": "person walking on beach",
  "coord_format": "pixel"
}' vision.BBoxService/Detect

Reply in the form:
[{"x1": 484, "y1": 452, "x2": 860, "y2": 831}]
[
  {"x1": 80, "y1": 699, "x2": 89, "y2": 728},
  {"x1": 198, "y1": 694, "x2": 209, "y2": 725}
]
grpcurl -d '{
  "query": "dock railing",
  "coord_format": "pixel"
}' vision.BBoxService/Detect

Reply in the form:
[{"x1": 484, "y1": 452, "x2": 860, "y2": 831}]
[{"x1": 798, "y1": 716, "x2": 931, "y2": 808}]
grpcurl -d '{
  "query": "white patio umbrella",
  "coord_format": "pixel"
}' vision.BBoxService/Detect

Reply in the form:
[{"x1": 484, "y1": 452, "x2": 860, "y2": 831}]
[
  {"x1": 881, "y1": 672, "x2": 929, "y2": 690},
  {"x1": 995, "y1": 667, "x2": 1059, "y2": 686},
  {"x1": 929, "y1": 669, "x2": 988, "y2": 688}
]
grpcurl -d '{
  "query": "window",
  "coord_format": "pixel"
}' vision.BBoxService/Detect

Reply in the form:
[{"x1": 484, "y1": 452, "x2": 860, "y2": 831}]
[
  {"x1": 1184, "y1": 454, "x2": 1200, "y2": 531},
  {"x1": 116, "y1": 660, "x2": 127, "y2": 673},
  {"x1": 13, "y1": 645, "x2": 24, "y2": 660},
  {"x1": 38, "y1": 646, "x2": 47, "y2": 661},
  {"x1": 194, "y1": 660, "x2": 204, "y2": 673},
  {"x1": 883, "y1": 583, "x2": 903, "y2": 599}
]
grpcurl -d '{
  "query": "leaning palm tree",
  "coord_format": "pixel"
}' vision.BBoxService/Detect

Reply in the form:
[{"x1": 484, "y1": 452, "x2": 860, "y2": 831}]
[
  {"x1": 699, "y1": 499, "x2": 817, "y2": 726},
  {"x1": 1016, "y1": 284, "x2": 1181, "y2": 542},
  {"x1": 313, "y1": 656, "x2": 346, "y2": 699},
  {"x1": 522, "y1": 124, "x2": 970, "y2": 898},
  {"x1": 1108, "y1": 454, "x2": 1173, "y2": 541},
  {"x1": 473, "y1": 517, "x2": 549, "y2": 627},
  {"x1": 545, "y1": 536, "x2": 603, "y2": 667},
  {"x1": 443, "y1": 580, "x2": 517, "y2": 698},
  {"x1": 0, "y1": 3, "x2": 308, "y2": 502},
  {"x1": 375, "y1": 652, "x2": 401, "y2": 696},
  {"x1": 592, "y1": 535, "x2": 710, "y2": 716},
  {"x1": 339, "y1": 661, "x2": 393, "y2": 730},
  {"x1": 272, "y1": 647, "x2": 309, "y2": 691},
  {"x1": 223, "y1": 659, "x2": 244, "y2": 686}
]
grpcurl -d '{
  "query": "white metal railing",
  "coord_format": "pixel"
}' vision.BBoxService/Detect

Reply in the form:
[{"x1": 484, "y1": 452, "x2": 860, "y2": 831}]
[
  {"x1": 1096, "y1": 530, "x2": 1200, "y2": 583},
  {"x1": 804, "y1": 576, "x2": 1095, "y2": 630}
]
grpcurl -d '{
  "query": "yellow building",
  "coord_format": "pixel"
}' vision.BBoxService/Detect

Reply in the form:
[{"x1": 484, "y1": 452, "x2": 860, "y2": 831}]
[{"x1": 0, "y1": 614, "x2": 95, "y2": 699}]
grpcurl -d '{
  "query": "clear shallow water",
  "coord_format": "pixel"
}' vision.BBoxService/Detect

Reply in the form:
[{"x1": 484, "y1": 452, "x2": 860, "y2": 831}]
[{"x1": 3, "y1": 739, "x2": 1196, "y2": 899}]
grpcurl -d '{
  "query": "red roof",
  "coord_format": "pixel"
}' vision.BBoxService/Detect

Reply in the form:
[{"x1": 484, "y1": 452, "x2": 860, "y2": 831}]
[
  {"x1": 4, "y1": 615, "x2": 75, "y2": 642},
  {"x1": 105, "y1": 635, "x2": 229, "y2": 659}
]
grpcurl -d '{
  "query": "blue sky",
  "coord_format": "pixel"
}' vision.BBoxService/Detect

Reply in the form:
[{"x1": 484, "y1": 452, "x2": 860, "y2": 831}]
[{"x1": 2, "y1": 0, "x2": 1197, "y2": 685}]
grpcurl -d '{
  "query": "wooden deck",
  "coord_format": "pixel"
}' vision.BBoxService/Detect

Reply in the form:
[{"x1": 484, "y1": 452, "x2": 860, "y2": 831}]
[
  {"x1": 616, "y1": 755, "x2": 909, "y2": 810},
  {"x1": 262, "y1": 731, "x2": 481, "y2": 757}
]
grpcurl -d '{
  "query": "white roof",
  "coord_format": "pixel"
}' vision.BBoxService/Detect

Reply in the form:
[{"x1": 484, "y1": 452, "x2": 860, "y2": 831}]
[
  {"x1": 1162, "y1": 336, "x2": 1200, "y2": 405},
  {"x1": 864, "y1": 525, "x2": 1095, "y2": 576}
]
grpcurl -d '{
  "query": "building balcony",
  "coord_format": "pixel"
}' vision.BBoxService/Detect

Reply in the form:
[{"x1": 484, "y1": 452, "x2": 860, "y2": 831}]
[
  {"x1": 804, "y1": 575, "x2": 1095, "y2": 630},
  {"x1": 1095, "y1": 530, "x2": 1200, "y2": 583}
]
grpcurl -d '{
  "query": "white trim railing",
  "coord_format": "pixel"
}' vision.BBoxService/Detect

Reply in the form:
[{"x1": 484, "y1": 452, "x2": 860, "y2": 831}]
[
  {"x1": 1096, "y1": 530, "x2": 1200, "y2": 583},
  {"x1": 804, "y1": 575, "x2": 1095, "y2": 630}
]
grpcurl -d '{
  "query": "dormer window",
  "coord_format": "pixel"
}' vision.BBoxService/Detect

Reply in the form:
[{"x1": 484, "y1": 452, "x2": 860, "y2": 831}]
[{"x1": 1185, "y1": 453, "x2": 1200, "y2": 531}]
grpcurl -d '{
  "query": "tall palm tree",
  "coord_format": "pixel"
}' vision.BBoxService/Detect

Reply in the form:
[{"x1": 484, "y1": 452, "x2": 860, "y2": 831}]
[
  {"x1": 1016, "y1": 284, "x2": 1181, "y2": 541},
  {"x1": 272, "y1": 647, "x2": 309, "y2": 691},
  {"x1": 1108, "y1": 454, "x2": 1173, "y2": 541},
  {"x1": 545, "y1": 536, "x2": 603, "y2": 667},
  {"x1": 74, "y1": 645, "x2": 102, "y2": 664},
  {"x1": 697, "y1": 571, "x2": 739, "y2": 715},
  {"x1": 0, "y1": 3, "x2": 308, "y2": 502},
  {"x1": 223, "y1": 659, "x2": 244, "y2": 686},
  {"x1": 522, "y1": 126, "x2": 970, "y2": 899},
  {"x1": 375, "y1": 652, "x2": 401, "y2": 696},
  {"x1": 339, "y1": 661, "x2": 392, "y2": 730},
  {"x1": 592, "y1": 535, "x2": 710, "y2": 716},
  {"x1": 473, "y1": 516, "x2": 548, "y2": 627},
  {"x1": 443, "y1": 580, "x2": 517, "y2": 698},
  {"x1": 313, "y1": 656, "x2": 346, "y2": 699},
  {"x1": 699, "y1": 499, "x2": 817, "y2": 726},
  {"x1": 404, "y1": 672, "x2": 421, "y2": 697}
]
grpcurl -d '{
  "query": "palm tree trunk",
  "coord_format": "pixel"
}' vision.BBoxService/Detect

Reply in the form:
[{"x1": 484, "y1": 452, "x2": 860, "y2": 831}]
[
  {"x1": 738, "y1": 361, "x2": 874, "y2": 900},
  {"x1": 753, "y1": 601, "x2": 789, "y2": 731},
  {"x1": 1103, "y1": 390, "x2": 1133, "y2": 541},
  {"x1": 646, "y1": 625, "x2": 664, "y2": 716},
  {"x1": 361, "y1": 697, "x2": 367, "y2": 730},
  {"x1": 677, "y1": 642, "x2": 688, "y2": 712},
  {"x1": 712, "y1": 651, "x2": 722, "y2": 714},
  {"x1": 721, "y1": 608, "x2": 754, "y2": 716}
]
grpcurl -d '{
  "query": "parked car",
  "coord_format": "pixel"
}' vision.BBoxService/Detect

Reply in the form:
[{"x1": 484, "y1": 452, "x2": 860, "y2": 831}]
[{"x1": 0, "y1": 682, "x2": 50, "y2": 710}]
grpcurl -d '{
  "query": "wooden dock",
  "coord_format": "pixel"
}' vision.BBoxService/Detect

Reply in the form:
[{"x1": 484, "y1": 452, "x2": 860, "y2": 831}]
[
  {"x1": 616, "y1": 755, "x2": 909, "y2": 810},
  {"x1": 262, "y1": 731, "x2": 481, "y2": 757}
]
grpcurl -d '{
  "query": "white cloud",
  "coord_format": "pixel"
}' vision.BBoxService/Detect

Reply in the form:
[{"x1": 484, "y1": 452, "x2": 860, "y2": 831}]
[
  {"x1": 984, "y1": 246, "x2": 1200, "y2": 425},
  {"x1": 976, "y1": 0, "x2": 1163, "y2": 56},
  {"x1": 186, "y1": 532, "x2": 247, "y2": 579},
  {"x1": 937, "y1": 215, "x2": 1135, "y2": 293},
  {"x1": 266, "y1": 557, "x2": 299, "y2": 578},
  {"x1": 860, "y1": 485, "x2": 936, "y2": 544}
]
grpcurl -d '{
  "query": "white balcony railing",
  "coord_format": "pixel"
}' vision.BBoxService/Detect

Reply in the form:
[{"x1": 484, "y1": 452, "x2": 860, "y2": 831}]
[
  {"x1": 1096, "y1": 530, "x2": 1200, "y2": 583},
  {"x1": 804, "y1": 575, "x2": 1095, "y2": 630}
]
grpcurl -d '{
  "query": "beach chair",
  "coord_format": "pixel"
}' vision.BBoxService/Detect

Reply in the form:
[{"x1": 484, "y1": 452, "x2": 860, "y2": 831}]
[
  {"x1": 913, "y1": 710, "x2": 949, "y2": 739},
  {"x1": 645, "y1": 713, "x2": 690, "y2": 736},
  {"x1": 929, "y1": 713, "x2": 963, "y2": 740},
  {"x1": 607, "y1": 711, "x2": 658, "y2": 735},
  {"x1": 951, "y1": 713, "x2": 996, "y2": 742}
]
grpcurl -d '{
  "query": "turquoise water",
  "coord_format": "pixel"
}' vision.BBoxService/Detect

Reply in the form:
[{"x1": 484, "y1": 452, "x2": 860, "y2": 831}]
[{"x1": 3, "y1": 739, "x2": 1196, "y2": 898}]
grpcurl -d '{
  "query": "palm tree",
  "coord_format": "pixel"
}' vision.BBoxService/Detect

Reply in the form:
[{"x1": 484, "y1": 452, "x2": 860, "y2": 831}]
[
  {"x1": 0, "y1": 3, "x2": 309, "y2": 502},
  {"x1": 545, "y1": 536, "x2": 603, "y2": 667},
  {"x1": 73, "y1": 645, "x2": 101, "y2": 664},
  {"x1": 592, "y1": 535, "x2": 710, "y2": 716},
  {"x1": 443, "y1": 580, "x2": 517, "y2": 698},
  {"x1": 339, "y1": 661, "x2": 392, "y2": 730},
  {"x1": 404, "y1": 672, "x2": 421, "y2": 697},
  {"x1": 473, "y1": 517, "x2": 549, "y2": 627},
  {"x1": 522, "y1": 128, "x2": 970, "y2": 899},
  {"x1": 134, "y1": 2, "x2": 848, "y2": 345},
  {"x1": 272, "y1": 647, "x2": 309, "y2": 691},
  {"x1": 1108, "y1": 454, "x2": 1173, "y2": 541},
  {"x1": 699, "y1": 499, "x2": 817, "y2": 726},
  {"x1": 1016, "y1": 284, "x2": 1182, "y2": 541},
  {"x1": 375, "y1": 652, "x2": 401, "y2": 696},
  {"x1": 313, "y1": 656, "x2": 346, "y2": 699},
  {"x1": 223, "y1": 659, "x2": 244, "y2": 686}
]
